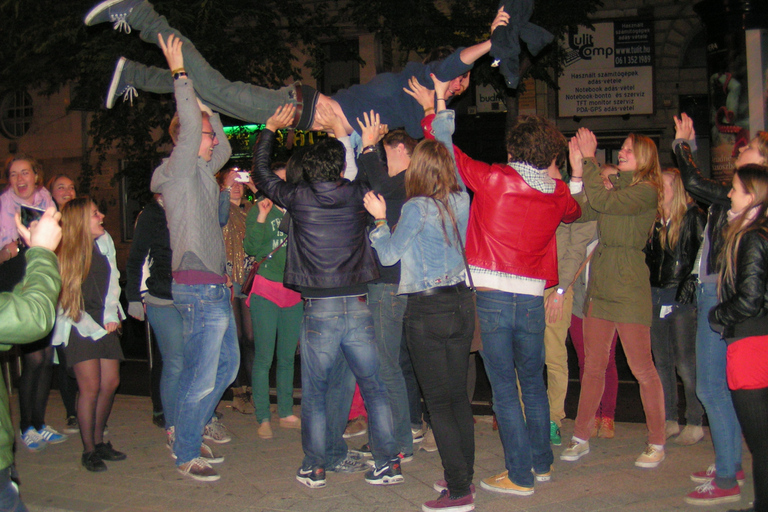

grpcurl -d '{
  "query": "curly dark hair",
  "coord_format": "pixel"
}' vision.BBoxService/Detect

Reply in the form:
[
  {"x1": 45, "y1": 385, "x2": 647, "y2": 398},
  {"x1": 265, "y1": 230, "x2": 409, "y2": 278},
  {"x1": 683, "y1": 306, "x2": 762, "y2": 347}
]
[
  {"x1": 505, "y1": 115, "x2": 567, "y2": 169},
  {"x1": 301, "y1": 138, "x2": 346, "y2": 183}
]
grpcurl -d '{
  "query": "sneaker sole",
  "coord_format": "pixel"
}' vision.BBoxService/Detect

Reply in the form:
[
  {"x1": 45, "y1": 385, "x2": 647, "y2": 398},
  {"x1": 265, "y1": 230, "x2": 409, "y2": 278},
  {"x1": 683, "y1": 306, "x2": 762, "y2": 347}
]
[
  {"x1": 342, "y1": 429, "x2": 367, "y2": 439},
  {"x1": 41, "y1": 437, "x2": 67, "y2": 445},
  {"x1": 366, "y1": 474, "x2": 404, "y2": 485},
  {"x1": 170, "y1": 450, "x2": 224, "y2": 465},
  {"x1": 106, "y1": 57, "x2": 127, "y2": 109},
  {"x1": 422, "y1": 502, "x2": 474, "y2": 512},
  {"x1": 690, "y1": 475, "x2": 746, "y2": 487},
  {"x1": 635, "y1": 455, "x2": 665, "y2": 468},
  {"x1": 684, "y1": 494, "x2": 741, "y2": 506},
  {"x1": 349, "y1": 449, "x2": 372, "y2": 458},
  {"x1": 84, "y1": 0, "x2": 126, "y2": 25},
  {"x1": 296, "y1": 475, "x2": 326, "y2": 488},
  {"x1": 177, "y1": 467, "x2": 220, "y2": 482},
  {"x1": 203, "y1": 436, "x2": 231, "y2": 444},
  {"x1": 534, "y1": 473, "x2": 552, "y2": 482},
  {"x1": 63, "y1": 429, "x2": 80, "y2": 435},
  {"x1": 560, "y1": 447, "x2": 589, "y2": 461},
  {"x1": 551, "y1": 439, "x2": 562, "y2": 446},
  {"x1": 432, "y1": 482, "x2": 477, "y2": 498},
  {"x1": 480, "y1": 480, "x2": 534, "y2": 496},
  {"x1": 420, "y1": 445, "x2": 439, "y2": 453}
]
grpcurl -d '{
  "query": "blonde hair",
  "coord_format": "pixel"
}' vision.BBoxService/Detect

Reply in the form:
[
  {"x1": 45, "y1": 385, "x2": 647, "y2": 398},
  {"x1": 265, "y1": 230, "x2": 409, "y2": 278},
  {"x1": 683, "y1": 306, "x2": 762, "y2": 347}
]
[
  {"x1": 169, "y1": 111, "x2": 210, "y2": 145},
  {"x1": 625, "y1": 134, "x2": 664, "y2": 233},
  {"x1": 755, "y1": 132, "x2": 768, "y2": 163},
  {"x1": 719, "y1": 164, "x2": 768, "y2": 297},
  {"x1": 57, "y1": 198, "x2": 95, "y2": 321},
  {"x1": 660, "y1": 168, "x2": 693, "y2": 250}
]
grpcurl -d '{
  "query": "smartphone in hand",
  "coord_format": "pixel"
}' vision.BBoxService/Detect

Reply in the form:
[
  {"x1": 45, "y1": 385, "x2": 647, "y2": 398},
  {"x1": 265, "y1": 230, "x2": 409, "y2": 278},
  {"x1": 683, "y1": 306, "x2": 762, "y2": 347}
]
[{"x1": 20, "y1": 205, "x2": 46, "y2": 228}]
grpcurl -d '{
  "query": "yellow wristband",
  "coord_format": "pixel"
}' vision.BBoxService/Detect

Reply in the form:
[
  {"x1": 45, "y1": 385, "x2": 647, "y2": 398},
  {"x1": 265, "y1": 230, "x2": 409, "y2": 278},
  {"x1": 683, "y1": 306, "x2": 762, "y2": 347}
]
[{"x1": 171, "y1": 67, "x2": 186, "y2": 75}]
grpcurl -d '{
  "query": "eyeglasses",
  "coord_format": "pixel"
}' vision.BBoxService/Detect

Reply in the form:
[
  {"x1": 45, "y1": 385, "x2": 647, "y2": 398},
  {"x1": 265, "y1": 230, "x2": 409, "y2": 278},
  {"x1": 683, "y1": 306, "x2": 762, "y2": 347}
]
[{"x1": 202, "y1": 131, "x2": 217, "y2": 141}]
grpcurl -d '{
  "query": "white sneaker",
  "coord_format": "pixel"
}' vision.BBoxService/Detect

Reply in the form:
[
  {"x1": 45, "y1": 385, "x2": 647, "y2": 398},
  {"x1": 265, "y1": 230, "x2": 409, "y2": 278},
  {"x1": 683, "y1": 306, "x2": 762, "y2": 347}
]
[
  {"x1": 635, "y1": 444, "x2": 665, "y2": 468},
  {"x1": 560, "y1": 439, "x2": 589, "y2": 461}
]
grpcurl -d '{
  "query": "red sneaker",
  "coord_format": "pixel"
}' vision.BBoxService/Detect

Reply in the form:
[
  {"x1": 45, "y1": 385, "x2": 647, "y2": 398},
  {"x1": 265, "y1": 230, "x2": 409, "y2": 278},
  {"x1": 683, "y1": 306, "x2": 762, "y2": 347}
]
[
  {"x1": 423, "y1": 490, "x2": 474, "y2": 512},
  {"x1": 684, "y1": 481, "x2": 741, "y2": 505},
  {"x1": 690, "y1": 464, "x2": 747, "y2": 486}
]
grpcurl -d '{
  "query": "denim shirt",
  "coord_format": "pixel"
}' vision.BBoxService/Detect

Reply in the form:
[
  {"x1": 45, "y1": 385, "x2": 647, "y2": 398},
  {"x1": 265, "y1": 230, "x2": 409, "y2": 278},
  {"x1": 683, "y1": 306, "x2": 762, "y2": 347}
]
[{"x1": 369, "y1": 110, "x2": 469, "y2": 294}]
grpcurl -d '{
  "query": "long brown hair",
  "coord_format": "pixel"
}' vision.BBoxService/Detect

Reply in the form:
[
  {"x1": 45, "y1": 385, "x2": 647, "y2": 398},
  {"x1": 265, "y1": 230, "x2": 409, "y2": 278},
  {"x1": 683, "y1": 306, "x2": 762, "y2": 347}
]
[
  {"x1": 405, "y1": 139, "x2": 461, "y2": 245},
  {"x1": 659, "y1": 168, "x2": 693, "y2": 250},
  {"x1": 57, "y1": 197, "x2": 95, "y2": 321},
  {"x1": 719, "y1": 164, "x2": 768, "y2": 297}
]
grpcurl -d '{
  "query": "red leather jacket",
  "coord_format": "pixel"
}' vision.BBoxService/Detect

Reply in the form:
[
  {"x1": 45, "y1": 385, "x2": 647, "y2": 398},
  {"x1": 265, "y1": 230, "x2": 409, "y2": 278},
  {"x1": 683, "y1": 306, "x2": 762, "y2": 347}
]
[{"x1": 422, "y1": 116, "x2": 581, "y2": 287}]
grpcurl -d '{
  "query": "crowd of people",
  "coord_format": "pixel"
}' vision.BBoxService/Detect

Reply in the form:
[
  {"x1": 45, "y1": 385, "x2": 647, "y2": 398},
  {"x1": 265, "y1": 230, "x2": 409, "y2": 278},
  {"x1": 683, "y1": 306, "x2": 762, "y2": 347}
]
[{"x1": 0, "y1": 0, "x2": 767, "y2": 511}]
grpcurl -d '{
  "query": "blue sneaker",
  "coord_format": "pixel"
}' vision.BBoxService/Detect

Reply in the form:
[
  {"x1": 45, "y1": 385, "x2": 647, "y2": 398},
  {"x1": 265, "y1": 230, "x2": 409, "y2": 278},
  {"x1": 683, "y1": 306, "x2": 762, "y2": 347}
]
[
  {"x1": 106, "y1": 57, "x2": 138, "y2": 109},
  {"x1": 21, "y1": 426, "x2": 47, "y2": 451},
  {"x1": 37, "y1": 425, "x2": 68, "y2": 444},
  {"x1": 84, "y1": 0, "x2": 142, "y2": 32},
  {"x1": 365, "y1": 458, "x2": 404, "y2": 485}
]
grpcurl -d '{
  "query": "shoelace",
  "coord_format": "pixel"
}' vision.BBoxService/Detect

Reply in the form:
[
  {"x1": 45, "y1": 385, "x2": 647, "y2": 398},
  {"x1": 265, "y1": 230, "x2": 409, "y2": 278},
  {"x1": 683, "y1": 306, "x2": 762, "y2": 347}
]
[
  {"x1": 184, "y1": 457, "x2": 211, "y2": 472},
  {"x1": 121, "y1": 86, "x2": 138, "y2": 106},
  {"x1": 694, "y1": 481, "x2": 715, "y2": 494},
  {"x1": 702, "y1": 464, "x2": 716, "y2": 477},
  {"x1": 111, "y1": 13, "x2": 132, "y2": 34}
]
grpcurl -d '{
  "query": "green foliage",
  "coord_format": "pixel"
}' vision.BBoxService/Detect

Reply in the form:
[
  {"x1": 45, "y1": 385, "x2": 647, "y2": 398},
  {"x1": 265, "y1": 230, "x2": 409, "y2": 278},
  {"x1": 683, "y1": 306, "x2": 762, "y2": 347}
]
[{"x1": 0, "y1": 0, "x2": 335, "y2": 204}]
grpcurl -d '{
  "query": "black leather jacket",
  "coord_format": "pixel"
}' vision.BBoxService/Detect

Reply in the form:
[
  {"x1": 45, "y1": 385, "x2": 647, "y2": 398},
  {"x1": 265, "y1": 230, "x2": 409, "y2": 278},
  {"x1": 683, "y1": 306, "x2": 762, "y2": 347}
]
[
  {"x1": 709, "y1": 229, "x2": 768, "y2": 343},
  {"x1": 252, "y1": 129, "x2": 378, "y2": 292},
  {"x1": 644, "y1": 203, "x2": 706, "y2": 303},
  {"x1": 674, "y1": 141, "x2": 730, "y2": 276}
]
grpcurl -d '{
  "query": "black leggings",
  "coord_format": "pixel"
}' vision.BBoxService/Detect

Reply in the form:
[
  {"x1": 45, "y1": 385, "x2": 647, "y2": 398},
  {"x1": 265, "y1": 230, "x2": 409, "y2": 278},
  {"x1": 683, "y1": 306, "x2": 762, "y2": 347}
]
[
  {"x1": 232, "y1": 296, "x2": 254, "y2": 388},
  {"x1": 731, "y1": 386, "x2": 768, "y2": 512},
  {"x1": 18, "y1": 338, "x2": 54, "y2": 432}
]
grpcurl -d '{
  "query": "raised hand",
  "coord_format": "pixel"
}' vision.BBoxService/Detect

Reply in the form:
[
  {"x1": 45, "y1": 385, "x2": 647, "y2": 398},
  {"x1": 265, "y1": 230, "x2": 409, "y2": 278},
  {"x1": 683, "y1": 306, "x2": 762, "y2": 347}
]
[
  {"x1": 314, "y1": 103, "x2": 345, "y2": 138},
  {"x1": 15, "y1": 207, "x2": 61, "y2": 252},
  {"x1": 357, "y1": 110, "x2": 382, "y2": 147},
  {"x1": 266, "y1": 104, "x2": 296, "y2": 132},
  {"x1": 430, "y1": 73, "x2": 451, "y2": 110},
  {"x1": 404, "y1": 76, "x2": 434, "y2": 111},
  {"x1": 256, "y1": 197, "x2": 274, "y2": 223},
  {"x1": 674, "y1": 113, "x2": 696, "y2": 141},
  {"x1": 569, "y1": 137, "x2": 584, "y2": 178},
  {"x1": 491, "y1": 7, "x2": 510, "y2": 34},
  {"x1": 574, "y1": 127, "x2": 598, "y2": 159},
  {"x1": 158, "y1": 33, "x2": 184, "y2": 72}
]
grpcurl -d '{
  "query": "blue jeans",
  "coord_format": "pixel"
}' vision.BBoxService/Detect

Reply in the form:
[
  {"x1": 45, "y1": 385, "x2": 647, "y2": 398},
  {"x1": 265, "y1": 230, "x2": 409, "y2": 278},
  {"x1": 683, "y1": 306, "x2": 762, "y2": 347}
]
[
  {"x1": 477, "y1": 291, "x2": 553, "y2": 488},
  {"x1": 172, "y1": 283, "x2": 240, "y2": 466},
  {"x1": 146, "y1": 302, "x2": 184, "y2": 429},
  {"x1": 300, "y1": 295, "x2": 397, "y2": 470},
  {"x1": 695, "y1": 281, "x2": 742, "y2": 489},
  {"x1": 367, "y1": 283, "x2": 412, "y2": 455}
]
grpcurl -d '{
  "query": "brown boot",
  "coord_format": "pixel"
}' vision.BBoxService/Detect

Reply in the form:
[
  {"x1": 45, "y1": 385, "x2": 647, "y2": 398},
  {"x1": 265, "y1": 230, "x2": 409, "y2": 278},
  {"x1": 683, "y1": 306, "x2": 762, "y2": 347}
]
[{"x1": 231, "y1": 386, "x2": 255, "y2": 415}]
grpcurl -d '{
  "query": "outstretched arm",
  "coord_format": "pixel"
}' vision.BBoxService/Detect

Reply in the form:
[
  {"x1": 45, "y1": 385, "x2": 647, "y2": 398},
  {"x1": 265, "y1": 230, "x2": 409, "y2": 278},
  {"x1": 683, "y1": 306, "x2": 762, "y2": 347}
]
[
  {"x1": 252, "y1": 105, "x2": 296, "y2": 209},
  {"x1": 458, "y1": 8, "x2": 510, "y2": 65}
]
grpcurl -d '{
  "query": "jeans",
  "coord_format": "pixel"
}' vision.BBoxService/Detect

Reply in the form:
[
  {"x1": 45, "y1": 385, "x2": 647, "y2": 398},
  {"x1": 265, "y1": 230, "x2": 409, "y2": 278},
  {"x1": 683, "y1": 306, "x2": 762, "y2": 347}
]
[
  {"x1": 172, "y1": 283, "x2": 240, "y2": 465},
  {"x1": 299, "y1": 295, "x2": 397, "y2": 470},
  {"x1": 400, "y1": 326, "x2": 425, "y2": 428},
  {"x1": 250, "y1": 295, "x2": 303, "y2": 422},
  {"x1": 649, "y1": 288, "x2": 703, "y2": 425},
  {"x1": 696, "y1": 281, "x2": 742, "y2": 489},
  {"x1": 405, "y1": 285, "x2": 475, "y2": 496},
  {"x1": 478, "y1": 291, "x2": 553, "y2": 488},
  {"x1": 731, "y1": 387, "x2": 768, "y2": 511},
  {"x1": 367, "y1": 283, "x2": 412, "y2": 455},
  {"x1": 146, "y1": 302, "x2": 184, "y2": 429},
  {"x1": 125, "y1": 1, "x2": 298, "y2": 124}
]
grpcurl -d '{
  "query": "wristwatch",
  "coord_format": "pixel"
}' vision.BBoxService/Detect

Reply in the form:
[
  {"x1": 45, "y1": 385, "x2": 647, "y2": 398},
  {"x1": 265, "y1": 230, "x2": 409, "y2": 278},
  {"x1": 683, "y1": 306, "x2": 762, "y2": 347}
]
[{"x1": 556, "y1": 288, "x2": 566, "y2": 296}]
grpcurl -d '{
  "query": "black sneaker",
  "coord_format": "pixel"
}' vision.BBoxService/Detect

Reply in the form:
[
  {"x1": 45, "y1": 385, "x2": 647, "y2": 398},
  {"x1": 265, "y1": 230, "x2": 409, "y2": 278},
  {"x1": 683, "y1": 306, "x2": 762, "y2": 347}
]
[
  {"x1": 365, "y1": 458, "x2": 404, "y2": 485},
  {"x1": 349, "y1": 442, "x2": 372, "y2": 458},
  {"x1": 296, "y1": 467, "x2": 326, "y2": 488},
  {"x1": 327, "y1": 456, "x2": 368, "y2": 473},
  {"x1": 95, "y1": 441, "x2": 127, "y2": 461},
  {"x1": 64, "y1": 416, "x2": 80, "y2": 434},
  {"x1": 82, "y1": 451, "x2": 107, "y2": 472}
]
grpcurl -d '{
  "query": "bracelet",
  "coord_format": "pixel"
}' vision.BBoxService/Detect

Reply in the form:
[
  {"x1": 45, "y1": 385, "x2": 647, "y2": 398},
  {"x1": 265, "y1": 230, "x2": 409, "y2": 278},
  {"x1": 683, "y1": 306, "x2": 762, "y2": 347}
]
[
  {"x1": 171, "y1": 67, "x2": 186, "y2": 75},
  {"x1": 570, "y1": 176, "x2": 583, "y2": 181},
  {"x1": 173, "y1": 71, "x2": 188, "y2": 80},
  {"x1": 423, "y1": 107, "x2": 435, "y2": 114},
  {"x1": 374, "y1": 219, "x2": 387, "y2": 227},
  {"x1": 362, "y1": 145, "x2": 376, "y2": 154}
]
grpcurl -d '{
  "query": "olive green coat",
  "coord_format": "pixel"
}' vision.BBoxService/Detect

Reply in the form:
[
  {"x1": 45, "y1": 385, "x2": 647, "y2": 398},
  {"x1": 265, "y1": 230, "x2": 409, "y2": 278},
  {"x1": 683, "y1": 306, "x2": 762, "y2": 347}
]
[{"x1": 578, "y1": 158, "x2": 658, "y2": 326}]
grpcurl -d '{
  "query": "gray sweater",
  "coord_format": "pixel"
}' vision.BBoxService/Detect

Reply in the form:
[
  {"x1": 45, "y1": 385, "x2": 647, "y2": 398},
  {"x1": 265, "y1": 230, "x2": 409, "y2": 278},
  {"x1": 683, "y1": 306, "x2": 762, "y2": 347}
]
[{"x1": 150, "y1": 78, "x2": 231, "y2": 277}]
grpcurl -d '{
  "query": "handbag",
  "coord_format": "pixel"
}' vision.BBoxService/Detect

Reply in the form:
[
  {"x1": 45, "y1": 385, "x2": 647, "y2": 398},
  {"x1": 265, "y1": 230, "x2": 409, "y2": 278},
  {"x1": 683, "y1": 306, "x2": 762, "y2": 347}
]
[{"x1": 241, "y1": 238, "x2": 287, "y2": 296}]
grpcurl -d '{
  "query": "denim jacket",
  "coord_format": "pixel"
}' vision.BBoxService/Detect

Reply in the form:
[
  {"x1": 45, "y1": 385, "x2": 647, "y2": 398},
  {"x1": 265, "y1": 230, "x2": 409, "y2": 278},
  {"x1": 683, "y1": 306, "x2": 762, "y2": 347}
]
[{"x1": 369, "y1": 110, "x2": 469, "y2": 294}]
